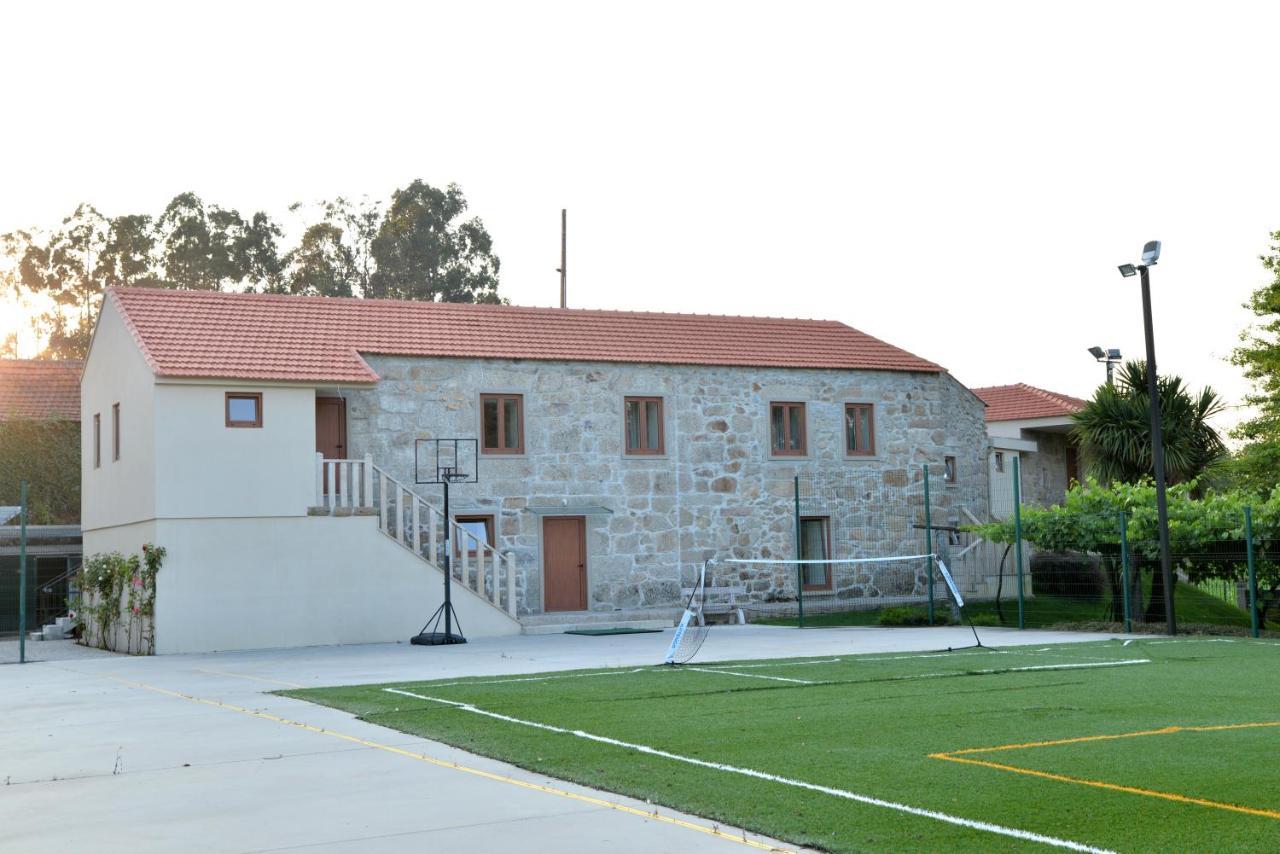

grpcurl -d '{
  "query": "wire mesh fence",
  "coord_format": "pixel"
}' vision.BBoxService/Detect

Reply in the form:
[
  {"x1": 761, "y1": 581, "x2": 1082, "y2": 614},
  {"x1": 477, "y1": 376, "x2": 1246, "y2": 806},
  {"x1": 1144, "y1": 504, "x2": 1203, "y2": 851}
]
[{"x1": 743, "y1": 458, "x2": 1274, "y2": 637}]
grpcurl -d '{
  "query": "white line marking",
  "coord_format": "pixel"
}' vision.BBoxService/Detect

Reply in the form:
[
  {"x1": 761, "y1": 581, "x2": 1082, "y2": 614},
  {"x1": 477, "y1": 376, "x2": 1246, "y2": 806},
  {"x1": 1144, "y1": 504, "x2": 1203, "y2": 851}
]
[
  {"x1": 695, "y1": 658, "x2": 843, "y2": 670},
  {"x1": 396, "y1": 668, "x2": 650, "y2": 690},
  {"x1": 685, "y1": 667, "x2": 816, "y2": 684},
  {"x1": 384, "y1": 688, "x2": 1115, "y2": 853}
]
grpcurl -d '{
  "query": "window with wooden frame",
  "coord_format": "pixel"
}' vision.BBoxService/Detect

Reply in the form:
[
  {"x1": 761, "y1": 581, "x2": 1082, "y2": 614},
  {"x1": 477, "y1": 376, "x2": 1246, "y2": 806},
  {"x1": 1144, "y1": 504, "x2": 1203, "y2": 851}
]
[
  {"x1": 799, "y1": 516, "x2": 832, "y2": 590},
  {"x1": 769, "y1": 402, "x2": 806, "y2": 456},
  {"x1": 225, "y1": 392, "x2": 263, "y2": 428},
  {"x1": 944, "y1": 455, "x2": 958, "y2": 483},
  {"x1": 112, "y1": 403, "x2": 120, "y2": 461},
  {"x1": 93, "y1": 413, "x2": 101, "y2": 469},
  {"x1": 624, "y1": 396, "x2": 664, "y2": 455},
  {"x1": 844, "y1": 403, "x2": 875, "y2": 456},
  {"x1": 481, "y1": 393, "x2": 524, "y2": 454},
  {"x1": 454, "y1": 514, "x2": 495, "y2": 557}
]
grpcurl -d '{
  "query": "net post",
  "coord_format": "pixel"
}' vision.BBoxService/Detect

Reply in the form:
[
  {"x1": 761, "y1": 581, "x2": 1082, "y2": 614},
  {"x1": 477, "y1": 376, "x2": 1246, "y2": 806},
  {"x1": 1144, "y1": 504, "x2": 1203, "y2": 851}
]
[
  {"x1": 18, "y1": 480, "x2": 28, "y2": 664},
  {"x1": 794, "y1": 475, "x2": 804, "y2": 629},
  {"x1": 1246, "y1": 505, "x2": 1259, "y2": 639},
  {"x1": 923, "y1": 465, "x2": 934, "y2": 626},
  {"x1": 1119, "y1": 510, "x2": 1132, "y2": 633},
  {"x1": 1012, "y1": 456, "x2": 1025, "y2": 630}
]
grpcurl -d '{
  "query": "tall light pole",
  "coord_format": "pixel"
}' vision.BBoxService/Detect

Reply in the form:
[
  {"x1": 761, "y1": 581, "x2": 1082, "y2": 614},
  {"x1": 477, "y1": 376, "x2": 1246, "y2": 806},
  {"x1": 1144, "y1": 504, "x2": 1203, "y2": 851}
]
[
  {"x1": 1087, "y1": 346, "x2": 1122, "y2": 386},
  {"x1": 1118, "y1": 240, "x2": 1176, "y2": 635}
]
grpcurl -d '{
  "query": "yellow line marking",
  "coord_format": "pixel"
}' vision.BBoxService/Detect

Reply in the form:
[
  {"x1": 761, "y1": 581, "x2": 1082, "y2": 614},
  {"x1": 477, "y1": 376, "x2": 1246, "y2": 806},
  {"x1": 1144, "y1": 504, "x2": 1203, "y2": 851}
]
[
  {"x1": 101, "y1": 674, "x2": 790, "y2": 852},
  {"x1": 194, "y1": 668, "x2": 307, "y2": 689},
  {"x1": 946, "y1": 720, "x2": 1280, "y2": 756},
  {"x1": 931, "y1": 720, "x2": 1280, "y2": 821},
  {"x1": 930, "y1": 754, "x2": 1280, "y2": 821}
]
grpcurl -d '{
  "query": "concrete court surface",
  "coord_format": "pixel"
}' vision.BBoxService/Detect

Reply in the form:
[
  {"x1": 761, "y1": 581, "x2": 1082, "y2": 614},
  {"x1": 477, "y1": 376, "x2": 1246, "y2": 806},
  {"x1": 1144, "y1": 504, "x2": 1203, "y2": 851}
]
[{"x1": 2, "y1": 625, "x2": 1126, "y2": 853}]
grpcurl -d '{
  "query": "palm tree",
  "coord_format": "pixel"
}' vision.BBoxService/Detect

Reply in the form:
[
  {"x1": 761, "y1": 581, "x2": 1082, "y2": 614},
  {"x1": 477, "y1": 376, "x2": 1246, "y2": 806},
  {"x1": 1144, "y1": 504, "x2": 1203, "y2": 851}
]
[
  {"x1": 1073, "y1": 361, "x2": 1227, "y2": 487},
  {"x1": 1072, "y1": 361, "x2": 1227, "y2": 620}
]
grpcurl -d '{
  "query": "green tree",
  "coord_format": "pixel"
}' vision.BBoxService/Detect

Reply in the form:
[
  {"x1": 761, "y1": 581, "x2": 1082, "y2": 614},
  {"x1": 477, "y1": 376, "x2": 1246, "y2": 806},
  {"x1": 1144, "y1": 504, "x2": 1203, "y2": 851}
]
[
  {"x1": 277, "y1": 222, "x2": 358, "y2": 297},
  {"x1": 1230, "y1": 229, "x2": 1280, "y2": 495},
  {"x1": 3, "y1": 203, "x2": 110, "y2": 359},
  {"x1": 366, "y1": 181, "x2": 501, "y2": 303},
  {"x1": 155, "y1": 192, "x2": 282, "y2": 291},
  {"x1": 1073, "y1": 361, "x2": 1227, "y2": 487}
]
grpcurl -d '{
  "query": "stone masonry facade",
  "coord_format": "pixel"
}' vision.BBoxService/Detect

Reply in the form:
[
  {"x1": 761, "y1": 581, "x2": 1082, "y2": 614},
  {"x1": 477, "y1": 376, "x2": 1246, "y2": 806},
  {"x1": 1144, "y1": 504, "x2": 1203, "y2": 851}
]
[{"x1": 344, "y1": 356, "x2": 990, "y2": 616}]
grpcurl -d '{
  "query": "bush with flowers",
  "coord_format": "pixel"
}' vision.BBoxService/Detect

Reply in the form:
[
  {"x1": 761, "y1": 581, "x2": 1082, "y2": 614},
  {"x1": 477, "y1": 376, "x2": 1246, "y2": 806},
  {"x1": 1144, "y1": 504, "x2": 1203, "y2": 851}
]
[{"x1": 77, "y1": 543, "x2": 165, "y2": 654}]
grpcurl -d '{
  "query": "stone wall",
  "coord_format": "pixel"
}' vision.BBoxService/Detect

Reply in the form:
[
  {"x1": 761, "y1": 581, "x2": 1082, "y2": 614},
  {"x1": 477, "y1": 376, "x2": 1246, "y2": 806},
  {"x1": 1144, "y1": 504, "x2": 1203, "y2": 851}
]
[
  {"x1": 344, "y1": 357, "x2": 990, "y2": 615},
  {"x1": 1020, "y1": 430, "x2": 1072, "y2": 508}
]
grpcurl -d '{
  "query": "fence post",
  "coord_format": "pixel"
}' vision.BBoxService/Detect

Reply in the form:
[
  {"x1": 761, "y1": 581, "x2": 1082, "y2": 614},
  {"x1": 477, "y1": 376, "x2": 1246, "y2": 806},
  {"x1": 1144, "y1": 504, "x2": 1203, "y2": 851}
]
[
  {"x1": 1119, "y1": 510, "x2": 1132, "y2": 634},
  {"x1": 18, "y1": 480, "x2": 28, "y2": 664},
  {"x1": 1012, "y1": 456, "x2": 1025, "y2": 630},
  {"x1": 794, "y1": 475, "x2": 804, "y2": 629},
  {"x1": 923, "y1": 465, "x2": 935, "y2": 626},
  {"x1": 1245, "y1": 506, "x2": 1259, "y2": 639}
]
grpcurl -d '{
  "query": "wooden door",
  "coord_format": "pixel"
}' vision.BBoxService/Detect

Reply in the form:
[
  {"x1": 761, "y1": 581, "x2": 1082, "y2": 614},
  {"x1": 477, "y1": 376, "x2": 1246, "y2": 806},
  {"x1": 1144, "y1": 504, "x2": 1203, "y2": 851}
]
[
  {"x1": 316, "y1": 398, "x2": 347, "y2": 494},
  {"x1": 543, "y1": 516, "x2": 587, "y2": 611}
]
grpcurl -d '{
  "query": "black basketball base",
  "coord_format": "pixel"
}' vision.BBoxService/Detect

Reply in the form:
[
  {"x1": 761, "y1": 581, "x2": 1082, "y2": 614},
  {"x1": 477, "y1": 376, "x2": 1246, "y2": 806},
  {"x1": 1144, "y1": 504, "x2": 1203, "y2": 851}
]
[{"x1": 411, "y1": 600, "x2": 467, "y2": 646}]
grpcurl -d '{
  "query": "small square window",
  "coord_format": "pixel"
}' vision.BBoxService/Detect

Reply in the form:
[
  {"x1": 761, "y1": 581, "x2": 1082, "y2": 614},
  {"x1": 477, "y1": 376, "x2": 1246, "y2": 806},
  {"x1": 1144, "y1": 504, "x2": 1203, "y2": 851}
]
[
  {"x1": 944, "y1": 455, "x2": 957, "y2": 484},
  {"x1": 454, "y1": 515, "x2": 495, "y2": 557},
  {"x1": 625, "y1": 397, "x2": 664, "y2": 454},
  {"x1": 481, "y1": 393, "x2": 524, "y2": 454},
  {"x1": 844, "y1": 403, "x2": 875, "y2": 456},
  {"x1": 226, "y1": 393, "x2": 263, "y2": 428},
  {"x1": 770, "y1": 402, "x2": 806, "y2": 456}
]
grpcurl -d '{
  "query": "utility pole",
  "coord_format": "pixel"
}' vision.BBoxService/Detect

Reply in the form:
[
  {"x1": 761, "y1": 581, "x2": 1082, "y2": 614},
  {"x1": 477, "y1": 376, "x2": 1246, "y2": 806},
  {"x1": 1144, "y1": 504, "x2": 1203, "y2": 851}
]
[{"x1": 557, "y1": 208, "x2": 567, "y2": 308}]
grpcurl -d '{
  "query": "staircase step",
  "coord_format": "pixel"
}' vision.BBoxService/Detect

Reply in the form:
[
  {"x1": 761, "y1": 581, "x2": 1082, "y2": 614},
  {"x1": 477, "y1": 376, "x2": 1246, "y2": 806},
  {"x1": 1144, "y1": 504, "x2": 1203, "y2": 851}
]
[{"x1": 522, "y1": 618, "x2": 675, "y2": 636}]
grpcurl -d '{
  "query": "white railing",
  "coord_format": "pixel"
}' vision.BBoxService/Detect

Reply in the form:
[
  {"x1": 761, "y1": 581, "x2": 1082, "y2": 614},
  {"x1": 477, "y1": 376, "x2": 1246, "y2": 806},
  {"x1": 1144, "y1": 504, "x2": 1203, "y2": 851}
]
[
  {"x1": 315, "y1": 453, "x2": 375, "y2": 511},
  {"x1": 367, "y1": 463, "x2": 517, "y2": 617}
]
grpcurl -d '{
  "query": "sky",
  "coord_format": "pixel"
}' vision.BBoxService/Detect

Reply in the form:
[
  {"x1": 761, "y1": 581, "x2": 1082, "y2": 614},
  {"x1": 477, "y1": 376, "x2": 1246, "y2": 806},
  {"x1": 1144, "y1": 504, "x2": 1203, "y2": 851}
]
[{"x1": 1, "y1": 1, "x2": 1277, "y2": 435}]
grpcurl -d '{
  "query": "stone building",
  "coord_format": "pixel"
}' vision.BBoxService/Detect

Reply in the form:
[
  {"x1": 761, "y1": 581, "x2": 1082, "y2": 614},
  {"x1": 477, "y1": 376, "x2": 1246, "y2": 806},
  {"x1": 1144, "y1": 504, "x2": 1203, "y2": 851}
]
[
  {"x1": 81, "y1": 287, "x2": 989, "y2": 652},
  {"x1": 972, "y1": 383, "x2": 1086, "y2": 515}
]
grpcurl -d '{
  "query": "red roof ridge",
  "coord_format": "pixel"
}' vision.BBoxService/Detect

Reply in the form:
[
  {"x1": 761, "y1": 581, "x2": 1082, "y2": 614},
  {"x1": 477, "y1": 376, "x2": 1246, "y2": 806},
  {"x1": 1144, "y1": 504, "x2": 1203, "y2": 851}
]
[
  {"x1": 105, "y1": 287, "x2": 945, "y2": 383},
  {"x1": 972, "y1": 382, "x2": 1089, "y2": 422},
  {"x1": 106, "y1": 286, "x2": 852, "y2": 327}
]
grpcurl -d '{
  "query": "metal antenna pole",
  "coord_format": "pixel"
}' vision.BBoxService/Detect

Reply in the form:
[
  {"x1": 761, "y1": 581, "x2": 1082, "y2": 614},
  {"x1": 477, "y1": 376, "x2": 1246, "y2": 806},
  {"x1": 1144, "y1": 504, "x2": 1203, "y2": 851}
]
[
  {"x1": 558, "y1": 208, "x2": 567, "y2": 308},
  {"x1": 1140, "y1": 264, "x2": 1176, "y2": 635}
]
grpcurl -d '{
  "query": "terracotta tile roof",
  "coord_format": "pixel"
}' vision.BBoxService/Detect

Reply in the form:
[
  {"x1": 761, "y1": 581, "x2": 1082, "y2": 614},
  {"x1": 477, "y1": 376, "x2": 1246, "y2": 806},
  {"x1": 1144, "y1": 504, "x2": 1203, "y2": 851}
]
[
  {"x1": 0, "y1": 359, "x2": 83, "y2": 421},
  {"x1": 106, "y1": 288, "x2": 943, "y2": 383},
  {"x1": 972, "y1": 383, "x2": 1088, "y2": 422}
]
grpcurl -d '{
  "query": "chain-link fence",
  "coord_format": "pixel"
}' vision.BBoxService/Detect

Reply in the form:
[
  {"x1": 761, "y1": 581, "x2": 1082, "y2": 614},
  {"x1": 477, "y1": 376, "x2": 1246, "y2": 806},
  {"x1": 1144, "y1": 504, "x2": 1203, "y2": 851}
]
[{"x1": 750, "y1": 458, "x2": 1274, "y2": 637}]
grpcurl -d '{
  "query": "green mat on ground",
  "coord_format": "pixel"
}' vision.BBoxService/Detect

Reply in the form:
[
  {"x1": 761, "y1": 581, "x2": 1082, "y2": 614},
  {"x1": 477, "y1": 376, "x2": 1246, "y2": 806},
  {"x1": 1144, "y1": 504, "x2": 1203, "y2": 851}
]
[{"x1": 563, "y1": 627, "x2": 663, "y2": 636}]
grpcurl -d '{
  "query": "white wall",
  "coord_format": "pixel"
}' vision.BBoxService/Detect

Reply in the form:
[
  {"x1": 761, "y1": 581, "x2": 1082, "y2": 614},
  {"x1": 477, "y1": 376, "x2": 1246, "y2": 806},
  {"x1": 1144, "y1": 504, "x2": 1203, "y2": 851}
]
[
  {"x1": 154, "y1": 383, "x2": 316, "y2": 519},
  {"x1": 81, "y1": 300, "x2": 158, "y2": 533},
  {"x1": 152, "y1": 514, "x2": 520, "y2": 653}
]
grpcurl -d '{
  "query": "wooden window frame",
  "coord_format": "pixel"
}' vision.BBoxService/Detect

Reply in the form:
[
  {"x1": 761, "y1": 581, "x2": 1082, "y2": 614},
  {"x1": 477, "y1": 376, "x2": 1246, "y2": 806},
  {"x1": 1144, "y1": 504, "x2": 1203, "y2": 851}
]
[
  {"x1": 944, "y1": 455, "x2": 958, "y2": 484},
  {"x1": 93, "y1": 413, "x2": 101, "y2": 469},
  {"x1": 454, "y1": 514, "x2": 495, "y2": 557},
  {"x1": 844, "y1": 403, "x2": 875, "y2": 457},
  {"x1": 480, "y1": 393, "x2": 524, "y2": 454},
  {"x1": 624, "y1": 396, "x2": 665, "y2": 455},
  {"x1": 769, "y1": 401, "x2": 807, "y2": 456},
  {"x1": 225, "y1": 392, "x2": 263, "y2": 428},
  {"x1": 112, "y1": 403, "x2": 120, "y2": 461},
  {"x1": 799, "y1": 515, "x2": 833, "y2": 591}
]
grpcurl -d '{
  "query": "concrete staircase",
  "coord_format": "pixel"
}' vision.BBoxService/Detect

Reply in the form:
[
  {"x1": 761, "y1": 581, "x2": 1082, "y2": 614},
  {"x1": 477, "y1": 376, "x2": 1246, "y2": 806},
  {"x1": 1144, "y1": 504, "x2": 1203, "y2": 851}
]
[
  {"x1": 520, "y1": 607, "x2": 683, "y2": 635},
  {"x1": 28, "y1": 615, "x2": 76, "y2": 642}
]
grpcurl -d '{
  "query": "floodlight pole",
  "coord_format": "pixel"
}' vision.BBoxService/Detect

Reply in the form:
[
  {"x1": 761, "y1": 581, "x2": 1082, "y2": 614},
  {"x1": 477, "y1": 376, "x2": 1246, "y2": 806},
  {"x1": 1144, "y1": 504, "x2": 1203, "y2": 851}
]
[{"x1": 1138, "y1": 263, "x2": 1177, "y2": 635}]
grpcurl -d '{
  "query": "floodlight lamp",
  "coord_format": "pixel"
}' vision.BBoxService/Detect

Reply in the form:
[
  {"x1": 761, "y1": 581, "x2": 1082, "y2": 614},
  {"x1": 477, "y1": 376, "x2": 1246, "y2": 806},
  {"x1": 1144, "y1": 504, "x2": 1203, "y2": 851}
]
[
  {"x1": 1088, "y1": 346, "x2": 1105, "y2": 359},
  {"x1": 1118, "y1": 264, "x2": 1138, "y2": 278},
  {"x1": 1141, "y1": 240, "x2": 1161, "y2": 265},
  {"x1": 1106, "y1": 348, "x2": 1121, "y2": 360}
]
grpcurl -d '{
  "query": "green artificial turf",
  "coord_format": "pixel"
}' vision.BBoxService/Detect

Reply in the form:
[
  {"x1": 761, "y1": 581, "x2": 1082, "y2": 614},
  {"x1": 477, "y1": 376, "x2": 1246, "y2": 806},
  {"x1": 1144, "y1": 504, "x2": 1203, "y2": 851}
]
[{"x1": 282, "y1": 639, "x2": 1280, "y2": 852}]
